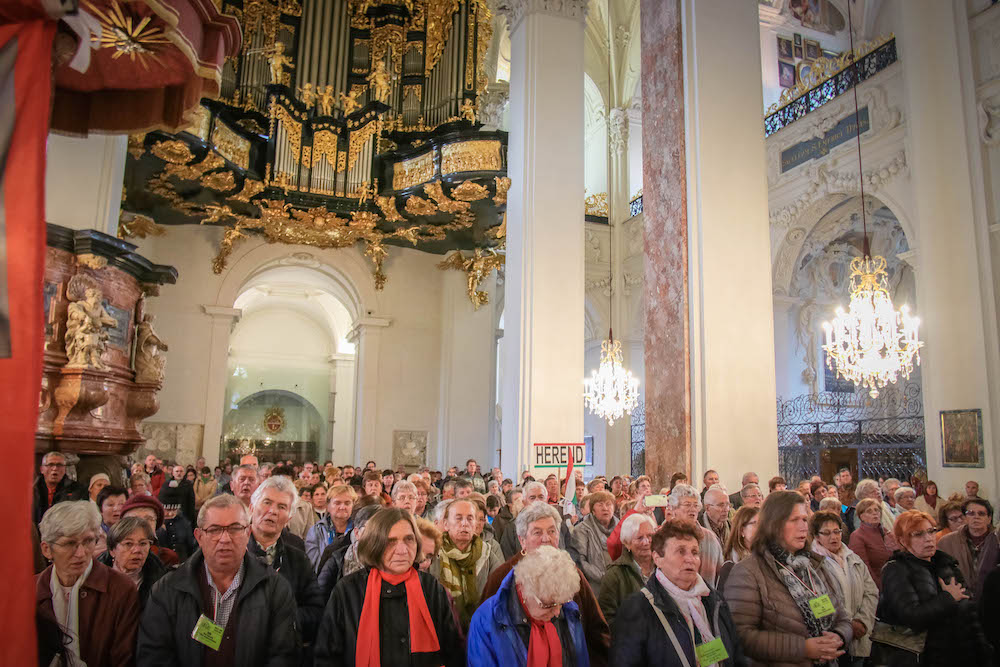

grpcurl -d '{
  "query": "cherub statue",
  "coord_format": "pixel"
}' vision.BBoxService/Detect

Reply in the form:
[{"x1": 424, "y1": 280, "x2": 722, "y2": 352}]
[
  {"x1": 339, "y1": 88, "x2": 361, "y2": 115},
  {"x1": 437, "y1": 248, "x2": 505, "y2": 309},
  {"x1": 367, "y1": 60, "x2": 391, "y2": 103},
  {"x1": 65, "y1": 287, "x2": 117, "y2": 369},
  {"x1": 134, "y1": 314, "x2": 168, "y2": 384},
  {"x1": 318, "y1": 85, "x2": 336, "y2": 116},
  {"x1": 355, "y1": 179, "x2": 377, "y2": 205},
  {"x1": 268, "y1": 42, "x2": 294, "y2": 84},
  {"x1": 459, "y1": 97, "x2": 476, "y2": 123},
  {"x1": 298, "y1": 82, "x2": 316, "y2": 110}
]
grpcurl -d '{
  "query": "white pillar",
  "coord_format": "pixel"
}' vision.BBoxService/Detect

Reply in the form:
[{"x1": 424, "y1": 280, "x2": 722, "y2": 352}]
[
  {"x1": 200, "y1": 305, "x2": 241, "y2": 466},
  {"x1": 898, "y1": 1, "x2": 999, "y2": 498},
  {"x1": 683, "y1": 0, "x2": 779, "y2": 484},
  {"x1": 347, "y1": 317, "x2": 391, "y2": 464},
  {"x1": 328, "y1": 353, "x2": 356, "y2": 465},
  {"x1": 500, "y1": 0, "x2": 587, "y2": 477},
  {"x1": 45, "y1": 134, "x2": 127, "y2": 236}
]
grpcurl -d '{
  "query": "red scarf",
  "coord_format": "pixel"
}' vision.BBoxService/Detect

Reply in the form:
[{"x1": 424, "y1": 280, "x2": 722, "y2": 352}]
[
  {"x1": 357, "y1": 567, "x2": 440, "y2": 667},
  {"x1": 516, "y1": 585, "x2": 563, "y2": 667}
]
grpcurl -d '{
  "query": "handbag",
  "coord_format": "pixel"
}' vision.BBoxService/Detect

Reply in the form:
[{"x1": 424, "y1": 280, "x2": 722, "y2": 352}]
[{"x1": 870, "y1": 621, "x2": 926, "y2": 667}]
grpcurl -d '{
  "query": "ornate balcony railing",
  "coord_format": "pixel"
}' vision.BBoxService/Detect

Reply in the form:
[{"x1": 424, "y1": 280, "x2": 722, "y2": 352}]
[{"x1": 764, "y1": 37, "x2": 897, "y2": 138}]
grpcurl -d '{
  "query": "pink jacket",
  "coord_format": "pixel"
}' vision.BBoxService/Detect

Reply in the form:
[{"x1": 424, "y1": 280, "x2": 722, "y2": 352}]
[{"x1": 848, "y1": 521, "x2": 899, "y2": 589}]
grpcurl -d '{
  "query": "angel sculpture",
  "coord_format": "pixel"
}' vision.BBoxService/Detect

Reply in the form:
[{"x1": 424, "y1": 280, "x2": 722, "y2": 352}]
[
  {"x1": 339, "y1": 88, "x2": 361, "y2": 115},
  {"x1": 318, "y1": 85, "x2": 336, "y2": 116},
  {"x1": 459, "y1": 98, "x2": 476, "y2": 123},
  {"x1": 65, "y1": 287, "x2": 117, "y2": 369},
  {"x1": 367, "y1": 60, "x2": 391, "y2": 103},
  {"x1": 298, "y1": 82, "x2": 316, "y2": 110},
  {"x1": 134, "y1": 314, "x2": 169, "y2": 384},
  {"x1": 268, "y1": 42, "x2": 294, "y2": 84},
  {"x1": 437, "y1": 248, "x2": 505, "y2": 309}
]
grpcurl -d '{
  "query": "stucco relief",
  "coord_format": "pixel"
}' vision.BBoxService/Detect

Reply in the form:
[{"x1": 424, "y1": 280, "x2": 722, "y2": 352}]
[
  {"x1": 496, "y1": 0, "x2": 589, "y2": 32},
  {"x1": 392, "y1": 430, "x2": 427, "y2": 470}
]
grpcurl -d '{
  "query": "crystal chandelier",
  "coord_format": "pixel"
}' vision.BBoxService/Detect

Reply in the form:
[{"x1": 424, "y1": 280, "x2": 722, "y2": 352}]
[
  {"x1": 822, "y1": 255, "x2": 922, "y2": 398},
  {"x1": 584, "y1": 334, "x2": 639, "y2": 426},
  {"x1": 821, "y1": 0, "x2": 923, "y2": 400}
]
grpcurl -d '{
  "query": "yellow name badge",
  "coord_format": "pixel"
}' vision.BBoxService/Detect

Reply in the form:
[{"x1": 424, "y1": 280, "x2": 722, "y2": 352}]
[
  {"x1": 809, "y1": 594, "x2": 835, "y2": 618},
  {"x1": 694, "y1": 637, "x2": 729, "y2": 665},
  {"x1": 191, "y1": 614, "x2": 224, "y2": 651}
]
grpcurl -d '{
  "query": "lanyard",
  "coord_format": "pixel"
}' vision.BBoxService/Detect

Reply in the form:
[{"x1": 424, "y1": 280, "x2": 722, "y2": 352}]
[{"x1": 777, "y1": 562, "x2": 820, "y2": 597}]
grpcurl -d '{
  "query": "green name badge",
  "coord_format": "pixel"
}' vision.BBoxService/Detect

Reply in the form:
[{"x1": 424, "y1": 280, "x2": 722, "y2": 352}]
[
  {"x1": 809, "y1": 594, "x2": 835, "y2": 618},
  {"x1": 191, "y1": 614, "x2": 224, "y2": 651},
  {"x1": 694, "y1": 637, "x2": 729, "y2": 665}
]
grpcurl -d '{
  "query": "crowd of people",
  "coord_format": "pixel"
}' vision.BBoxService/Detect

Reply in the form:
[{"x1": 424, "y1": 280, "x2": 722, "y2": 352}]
[{"x1": 31, "y1": 451, "x2": 1000, "y2": 666}]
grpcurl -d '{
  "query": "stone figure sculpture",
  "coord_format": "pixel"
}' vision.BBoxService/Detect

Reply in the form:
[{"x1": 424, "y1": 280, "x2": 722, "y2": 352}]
[
  {"x1": 134, "y1": 314, "x2": 168, "y2": 384},
  {"x1": 367, "y1": 60, "x2": 391, "y2": 103},
  {"x1": 65, "y1": 286, "x2": 117, "y2": 369}
]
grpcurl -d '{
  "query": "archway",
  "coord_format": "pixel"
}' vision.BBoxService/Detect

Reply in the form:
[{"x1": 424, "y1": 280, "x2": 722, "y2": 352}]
[{"x1": 222, "y1": 389, "x2": 325, "y2": 463}]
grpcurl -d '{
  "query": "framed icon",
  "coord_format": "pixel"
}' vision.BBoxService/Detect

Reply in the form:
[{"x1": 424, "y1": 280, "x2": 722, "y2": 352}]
[
  {"x1": 941, "y1": 408, "x2": 985, "y2": 468},
  {"x1": 777, "y1": 36, "x2": 794, "y2": 60},
  {"x1": 804, "y1": 39, "x2": 822, "y2": 61},
  {"x1": 778, "y1": 60, "x2": 797, "y2": 88}
]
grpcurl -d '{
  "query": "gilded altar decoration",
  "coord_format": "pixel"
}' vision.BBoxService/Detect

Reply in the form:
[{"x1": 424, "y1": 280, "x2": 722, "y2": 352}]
[
  {"x1": 211, "y1": 122, "x2": 251, "y2": 171},
  {"x1": 459, "y1": 98, "x2": 476, "y2": 123},
  {"x1": 151, "y1": 139, "x2": 194, "y2": 165},
  {"x1": 84, "y1": 0, "x2": 171, "y2": 69},
  {"x1": 375, "y1": 194, "x2": 406, "y2": 222},
  {"x1": 312, "y1": 129, "x2": 339, "y2": 168},
  {"x1": 451, "y1": 180, "x2": 489, "y2": 201},
  {"x1": 201, "y1": 170, "x2": 236, "y2": 192},
  {"x1": 585, "y1": 192, "x2": 609, "y2": 217},
  {"x1": 424, "y1": 181, "x2": 470, "y2": 213},
  {"x1": 367, "y1": 60, "x2": 392, "y2": 103},
  {"x1": 134, "y1": 314, "x2": 168, "y2": 384},
  {"x1": 438, "y1": 248, "x2": 504, "y2": 309},
  {"x1": 393, "y1": 151, "x2": 435, "y2": 190},
  {"x1": 298, "y1": 82, "x2": 316, "y2": 109},
  {"x1": 65, "y1": 276, "x2": 118, "y2": 370},
  {"x1": 118, "y1": 213, "x2": 166, "y2": 240},
  {"x1": 404, "y1": 195, "x2": 438, "y2": 216},
  {"x1": 263, "y1": 406, "x2": 286, "y2": 434},
  {"x1": 441, "y1": 139, "x2": 503, "y2": 174},
  {"x1": 268, "y1": 41, "x2": 295, "y2": 83},
  {"x1": 229, "y1": 178, "x2": 266, "y2": 203},
  {"x1": 318, "y1": 85, "x2": 337, "y2": 116},
  {"x1": 340, "y1": 88, "x2": 362, "y2": 115},
  {"x1": 493, "y1": 176, "x2": 511, "y2": 205}
]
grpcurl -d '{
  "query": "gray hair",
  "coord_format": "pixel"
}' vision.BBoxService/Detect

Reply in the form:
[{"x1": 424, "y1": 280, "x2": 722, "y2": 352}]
[
  {"x1": 668, "y1": 483, "x2": 702, "y2": 510},
  {"x1": 40, "y1": 500, "x2": 100, "y2": 544},
  {"x1": 515, "y1": 501, "x2": 562, "y2": 539},
  {"x1": 741, "y1": 472, "x2": 758, "y2": 486},
  {"x1": 740, "y1": 483, "x2": 761, "y2": 498},
  {"x1": 433, "y1": 498, "x2": 453, "y2": 524},
  {"x1": 233, "y1": 464, "x2": 258, "y2": 479},
  {"x1": 391, "y1": 480, "x2": 417, "y2": 500},
  {"x1": 818, "y1": 497, "x2": 842, "y2": 512},
  {"x1": 523, "y1": 481, "x2": 547, "y2": 500},
  {"x1": 197, "y1": 493, "x2": 250, "y2": 528},
  {"x1": 514, "y1": 545, "x2": 581, "y2": 604},
  {"x1": 107, "y1": 516, "x2": 155, "y2": 551},
  {"x1": 259, "y1": 463, "x2": 274, "y2": 473},
  {"x1": 620, "y1": 512, "x2": 657, "y2": 546},
  {"x1": 855, "y1": 479, "x2": 881, "y2": 501},
  {"x1": 704, "y1": 488, "x2": 728, "y2": 505},
  {"x1": 894, "y1": 486, "x2": 916, "y2": 501},
  {"x1": 41, "y1": 451, "x2": 66, "y2": 465},
  {"x1": 251, "y1": 475, "x2": 298, "y2": 507},
  {"x1": 882, "y1": 478, "x2": 901, "y2": 494}
]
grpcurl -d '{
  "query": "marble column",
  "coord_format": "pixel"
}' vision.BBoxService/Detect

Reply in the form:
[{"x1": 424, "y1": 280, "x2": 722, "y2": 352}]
[
  {"x1": 640, "y1": 0, "x2": 690, "y2": 487},
  {"x1": 347, "y1": 317, "x2": 391, "y2": 463},
  {"x1": 200, "y1": 305, "x2": 241, "y2": 466},
  {"x1": 500, "y1": 0, "x2": 587, "y2": 477}
]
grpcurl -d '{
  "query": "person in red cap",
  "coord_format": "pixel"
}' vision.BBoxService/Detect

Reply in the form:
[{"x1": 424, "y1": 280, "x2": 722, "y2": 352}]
[{"x1": 120, "y1": 494, "x2": 179, "y2": 567}]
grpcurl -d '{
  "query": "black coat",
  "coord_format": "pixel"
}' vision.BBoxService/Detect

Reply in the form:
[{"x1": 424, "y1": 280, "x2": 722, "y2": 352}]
[
  {"x1": 314, "y1": 567, "x2": 465, "y2": 667},
  {"x1": 982, "y1": 565, "x2": 1000, "y2": 666},
  {"x1": 611, "y1": 573, "x2": 745, "y2": 667},
  {"x1": 159, "y1": 479, "x2": 197, "y2": 525},
  {"x1": 247, "y1": 534, "x2": 325, "y2": 643},
  {"x1": 32, "y1": 475, "x2": 85, "y2": 524},
  {"x1": 157, "y1": 515, "x2": 197, "y2": 562},
  {"x1": 137, "y1": 550, "x2": 300, "y2": 666},
  {"x1": 877, "y1": 549, "x2": 993, "y2": 665},
  {"x1": 97, "y1": 550, "x2": 169, "y2": 610},
  {"x1": 317, "y1": 544, "x2": 348, "y2": 602}
]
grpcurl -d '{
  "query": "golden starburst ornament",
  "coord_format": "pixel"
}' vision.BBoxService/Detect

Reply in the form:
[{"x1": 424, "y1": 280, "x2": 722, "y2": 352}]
[{"x1": 85, "y1": 0, "x2": 170, "y2": 69}]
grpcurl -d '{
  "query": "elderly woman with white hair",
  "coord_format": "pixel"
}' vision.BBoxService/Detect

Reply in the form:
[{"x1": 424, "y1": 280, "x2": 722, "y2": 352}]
[
  {"x1": 598, "y1": 512, "x2": 657, "y2": 626},
  {"x1": 669, "y1": 483, "x2": 725, "y2": 585},
  {"x1": 36, "y1": 500, "x2": 140, "y2": 667},
  {"x1": 468, "y1": 545, "x2": 590, "y2": 666}
]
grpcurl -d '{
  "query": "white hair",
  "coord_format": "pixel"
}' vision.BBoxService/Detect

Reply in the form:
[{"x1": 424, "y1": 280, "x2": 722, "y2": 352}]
[
  {"x1": 515, "y1": 501, "x2": 562, "y2": 539},
  {"x1": 434, "y1": 498, "x2": 454, "y2": 524},
  {"x1": 668, "y1": 483, "x2": 702, "y2": 510},
  {"x1": 741, "y1": 472, "x2": 758, "y2": 486},
  {"x1": 704, "y1": 488, "x2": 728, "y2": 505},
  {"x1": 197, "y1": 493, "x2": 250, "y2": 528},
  {"x1": 514, "y1": 545, "x2": 581, "y2": 604},
  {"x1": 882, "y1": 478, "x2": 901, "y2": 494},
  {"x1": 523, "y1": 481, "x2": 547, "y2": 500},
  {"x1": 818, "y1": 497, "x2": 842, "y2": 512},
  {"x1": 40, "y1": 500, "x2": 100, "y2": 544},
  {"x1": 894, "y1": 486, "x2": 916, "y2": 501},
  {"x1": 41, "y1": 451, "x2": 66, "y2": 465},
  {"x1": 708, "y1": 482, "x2": 729, "y2": 495},
  {"x1": 620, "y1": 512, "x2": 657, "y2": 546},
  {"x1": 251, "y1": 475, "x2": 298, "y2": 507},
  {"x1": 740, "y1": 483, "x2": 761, "y2": 498},
  {"x1": 391, "y1": 480, "x2": 417, "y2": 500},
  {"x1": 856, "y1": 479, "x2": 881, "y2": 501}
]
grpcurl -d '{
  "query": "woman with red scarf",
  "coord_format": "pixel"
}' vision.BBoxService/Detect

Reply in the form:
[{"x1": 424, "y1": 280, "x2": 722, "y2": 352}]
[
  {"x1": 314, "y1": 507, "x2": 464, "y2": 667},
  {"x1": 468, "y1": 545, "x2": 591, "y2": 666}
]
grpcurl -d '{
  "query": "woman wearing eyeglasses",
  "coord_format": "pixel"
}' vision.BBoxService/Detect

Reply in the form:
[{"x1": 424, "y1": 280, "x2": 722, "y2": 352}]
[
  {"x1": 314, "y1": 507, "x2": 464, "y2": 667},
  {"x1": 809, "y1": 510, "x2": 877, "y2": 666},
  {"x1": 96, "y1": 515, "x2": 168, "y2": 610},
  {"x1": 874, "y1": 510, "x2": 993, "y2": 666},
  {"x1": 468, "y1": 545, "x2": 590, "y2": 666},
  {"x1": 36, "y1": 500, "x2": 140, "y2": 667}
]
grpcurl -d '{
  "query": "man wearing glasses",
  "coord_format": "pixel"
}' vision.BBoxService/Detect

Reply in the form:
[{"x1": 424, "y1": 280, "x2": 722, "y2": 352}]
[
  {"x1": 32, "y1": 451, "x2": 84, "y2": 524},
  {"x1": 138, "y1": 493, "x2": 300, "y2": 665},
  {"x1": 938, "y1": 497, "x2": 999, "y2": 601}
]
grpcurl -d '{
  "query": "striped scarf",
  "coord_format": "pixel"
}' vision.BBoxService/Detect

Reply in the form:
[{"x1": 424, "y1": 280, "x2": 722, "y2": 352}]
[{"x1": 438, "y1": 533, "x2": 485, "y2": 627}]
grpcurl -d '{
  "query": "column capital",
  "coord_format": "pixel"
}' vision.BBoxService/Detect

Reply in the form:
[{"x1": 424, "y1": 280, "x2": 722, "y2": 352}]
[
  {"x1": 896, "y1": 249, "x2": 920, "y2": 272},
  {"x1": 498, "y1": 0, "x2": 590, "y2": 34},
  {"x1": 201, "y1": 305, "x2": 242, "y2": 322},
  {"x1": 346, "y1": 316, "x2": 391, "y2": 343}
]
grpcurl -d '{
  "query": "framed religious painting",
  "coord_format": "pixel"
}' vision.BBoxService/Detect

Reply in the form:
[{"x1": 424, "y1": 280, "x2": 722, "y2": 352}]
[
  {"x1": 778, "y1": 60, "x2": 797, "y2": 89},
  {"x1": 793, "y1": 33, "x2": 803, "y2": 47},
  {"x1": 940, "y1": 408, "x2": 985, "y2": 468},
  {"x1": 804, "y1": 39, "x2": 822, "y2": 61},
  {"x1": 777, "y1": 36, "x2": 793, "y2": 60},
  {"x1": 793, "y1": 45, "x2": 804, "y2": 60}
]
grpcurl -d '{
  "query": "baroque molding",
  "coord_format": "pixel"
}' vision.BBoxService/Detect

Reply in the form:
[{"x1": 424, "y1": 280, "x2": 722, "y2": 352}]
[
  {"x1": 608, "y1": 106, "x2": 629, "y2": 157},
  {"x1": 497, "y1": 0, "x2": 589, "y2": 33}
]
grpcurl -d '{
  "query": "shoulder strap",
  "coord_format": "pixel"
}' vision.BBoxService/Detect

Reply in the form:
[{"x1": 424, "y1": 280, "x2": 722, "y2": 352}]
[{"x1": 640, "y1": 587, "x2": 693, "y2": 667}]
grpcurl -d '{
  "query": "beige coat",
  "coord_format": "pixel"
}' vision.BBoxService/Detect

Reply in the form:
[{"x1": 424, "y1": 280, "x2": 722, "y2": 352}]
[
  {"x1": 193, "y1": 478, "x2": 217, "y2": 509},
  {"x1": 287, "y1": 497, "x2": 317, "y2": 539},
  {"x1": 725, "y1": 549, "x2": 853, "y2": 667},
  {"x1": 813, "y1": 543, "x2": 878, "y2": 657}
]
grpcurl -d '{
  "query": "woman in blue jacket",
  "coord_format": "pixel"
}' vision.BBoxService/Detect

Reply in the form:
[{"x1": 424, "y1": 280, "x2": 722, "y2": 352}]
[{"x1": 468, "y1": 545, "x2": 590, "y2": 667}]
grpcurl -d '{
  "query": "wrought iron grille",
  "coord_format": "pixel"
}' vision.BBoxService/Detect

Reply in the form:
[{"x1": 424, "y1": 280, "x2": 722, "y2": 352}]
[
  {"x1": 776, "y1": 381, "x2": 925, "y2": 483},
  {"x1": 764, "y1": 39, "x2": 898, "y2": 137},
  {"x1": 629, "y1": 196, "x2": 643, "y2": 218},
  {"x1": 630, "y1": 396, "x2": 646, "y2": 477}
]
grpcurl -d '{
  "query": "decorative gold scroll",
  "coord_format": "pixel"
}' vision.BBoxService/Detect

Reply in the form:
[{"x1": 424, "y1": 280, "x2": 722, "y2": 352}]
[
  {"x1": 393, "y1": 150, "x2": 435, "y2": 190},
  {"x1": 441, "y1": 139, "x2": 502, "y2": 175}
]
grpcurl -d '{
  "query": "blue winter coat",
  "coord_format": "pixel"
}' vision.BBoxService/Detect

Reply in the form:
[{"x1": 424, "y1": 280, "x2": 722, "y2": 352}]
[{"x1": 467, "y1": 568, "x2": 590, "y2": 667}]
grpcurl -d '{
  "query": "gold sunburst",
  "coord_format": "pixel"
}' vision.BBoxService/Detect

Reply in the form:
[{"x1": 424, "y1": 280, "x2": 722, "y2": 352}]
[{"x1": 85, "y1": 0, "x2": 171, "y2": 69}]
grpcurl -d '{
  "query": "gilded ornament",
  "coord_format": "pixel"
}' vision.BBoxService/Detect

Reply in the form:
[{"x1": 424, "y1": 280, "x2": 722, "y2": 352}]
[
  {"x1": 403, "y1": 84, "x2": 423, "y2": 102},
  {"x1": 367, "y1": 60, "x2": 392, "y2": 103},
  {"x1": 375, "y1": 194, "x2": 406, "y2": 222},
  {"x1": 134, "y1": 314, "x2": 168, "y2": 385},
  {"x1": 118, "y1": 213, "x2": 166, "y2": 239},
  {"x1": 274, "y1": 103, "x2": 303, "y2": 162},
  {"x1": 404, "y1": 195, "x2": 438, "y2": 216},
  {"x1": 424, "y1": 0, "x2": 461, "y2": 75},
  {"x1": 267, "y1": 41, "x2": 295, "y2": 84},
  {"x1": 84, "y1": 0, "x2": 170, "y2": 69},
  {"x1": 76, "y1": 254, "x2": 108, "y2": 270},
  {"x1": 347, "y1": 119, "x2": 379, "y2": 171},
  {"x1": 201, "y1": 170, "x2": 237, "y2": 192},
  {"x1": 318, "y1": 85, "x2": 337, "y2": 116},
  {"x1": 229, "y1": 178, "x2": 266, "y2": 203},
  {"x1": 459, "y1": 98, "x2": 476, "y2": 123},
  {"x1": 437, "y1": 247, "x2": 504, "y2": 309},
  {"x1": 312, "y1": 129, "x2": 339, "y2": 168},
  {"x1": 263, "y1": 406, "x2": 286, "y2": 434},
  {"x1": 440, "y1": 139, "x2": 502, "y2": 174},
  {"x1": 392, "y1": 151, "x2": 435, "y2": 190},
  {"x1": 493, "y1": 176, "x2": 511, "y2": 205},
  {"x1": 127, "y1": 133, "x2": 146, "y2": 159},
  {"x1": 185, "y1": 105, "x2": 211, "y2": 141},
  {"x1": 475, "y1": 0, "x2": 492, "y2": 95},
  {"x1": 371, "y1": 23, "x2": 406, "y2": 73},
  {"x1": 364, "y1": 238, "x2": 389, "y2": 290},
  {"x1": 151, "y1": 140, "x2": 195, "y2": 165},
  {"x1": 584, "y1": 192, "x2": 609, "y2": 217},
  {"x1": 298, "y1": 82, "x2": 317, "y2": 109},
  {"x1": 465, "y1": 6, "x2": 475, "y2": 88},
  {"x1": 424, "y1": 181, "x2": 470, "y2": 213},
  {"x1": 450, "y1": 180, "x2": 489, "y2": 201}
]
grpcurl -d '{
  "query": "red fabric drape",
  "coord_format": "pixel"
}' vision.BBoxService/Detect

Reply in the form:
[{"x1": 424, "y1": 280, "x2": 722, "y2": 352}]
[{"x1": 0, "y1": 1, "x2": 63, "y2": 663}]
